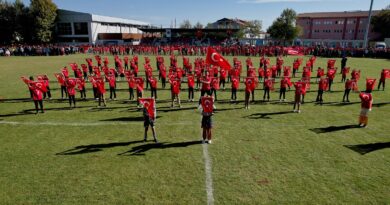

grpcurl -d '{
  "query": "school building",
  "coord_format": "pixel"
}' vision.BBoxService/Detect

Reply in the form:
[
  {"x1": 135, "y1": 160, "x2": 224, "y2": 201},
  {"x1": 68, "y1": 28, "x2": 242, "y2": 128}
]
[
  {"x1": 55, "y1": 9, "x2": 151, "y2": 45},
  {"x1": 297, "y1": 10, "x2": 381, "y2": 48}
]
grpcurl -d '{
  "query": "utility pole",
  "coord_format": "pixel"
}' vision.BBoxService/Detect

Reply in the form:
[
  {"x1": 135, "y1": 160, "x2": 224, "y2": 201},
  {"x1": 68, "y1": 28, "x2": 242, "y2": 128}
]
[{"x1": 363, "y1": 0, "x2": 374, "y2": 49}]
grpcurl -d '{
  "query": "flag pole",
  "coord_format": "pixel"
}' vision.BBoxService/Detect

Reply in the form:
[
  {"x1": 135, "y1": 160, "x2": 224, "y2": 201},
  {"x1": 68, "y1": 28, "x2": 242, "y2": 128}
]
[{"x1": 363, "y1": 0, "x2": 374, "y2": 49}]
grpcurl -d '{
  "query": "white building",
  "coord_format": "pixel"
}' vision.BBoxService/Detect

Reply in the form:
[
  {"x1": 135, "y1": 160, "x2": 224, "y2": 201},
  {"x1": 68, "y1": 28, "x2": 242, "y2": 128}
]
[{"x1": 56, "y1": 9, "x2": 150, "y2": 44}]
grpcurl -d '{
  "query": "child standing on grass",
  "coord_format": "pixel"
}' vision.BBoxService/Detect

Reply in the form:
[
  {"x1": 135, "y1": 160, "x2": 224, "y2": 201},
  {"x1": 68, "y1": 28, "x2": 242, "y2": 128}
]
[
  {"x1": 65, "y1": 77, "x2": 77, "y2": 108},
  {"x1": 199, "y1": 96, "x2": 215, "y2": 144},
  {"x1": 358, "y1": 92, "x2": 373, "y2": 127},
  {"x1": 28, "y1": 77, "x2": 44, "y2": 114},
  {"x1": 140, "y1": 98, "x2": 158, "y2": 143}
]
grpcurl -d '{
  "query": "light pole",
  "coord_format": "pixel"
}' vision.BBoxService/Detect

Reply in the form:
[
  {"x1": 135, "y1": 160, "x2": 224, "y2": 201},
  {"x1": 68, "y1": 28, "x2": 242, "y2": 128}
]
[{"x1": 363, "y1": 0, "x2": 374, "y2": 49}]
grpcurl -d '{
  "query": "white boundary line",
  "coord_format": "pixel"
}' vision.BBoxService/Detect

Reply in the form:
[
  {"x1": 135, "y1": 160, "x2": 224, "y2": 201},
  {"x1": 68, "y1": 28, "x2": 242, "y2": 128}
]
[
  {"x1": 0, "y1": 121, "x2": 194, "y2": 126},
  {"x1": 202, "y1": 143, "x2": 214, "y2": 205}
]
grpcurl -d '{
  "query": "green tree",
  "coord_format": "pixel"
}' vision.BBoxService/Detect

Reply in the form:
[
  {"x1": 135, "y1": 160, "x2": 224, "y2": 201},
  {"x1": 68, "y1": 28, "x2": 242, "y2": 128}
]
[
  {"x1": 244, "y1": 20, "x2": 262, "y2": 38},
  {"x1": 0, "y1": 0, "x2": 15, "y2": 44},
  {"x1": 30, "y1": 0, "x2": 57, "y2": 43},
  {"x1": 267, "y1": 8, "x2": 299, "y2": 45},
  {"x1": 371, "y1": 9, "x2": 390, "y2": 39}
]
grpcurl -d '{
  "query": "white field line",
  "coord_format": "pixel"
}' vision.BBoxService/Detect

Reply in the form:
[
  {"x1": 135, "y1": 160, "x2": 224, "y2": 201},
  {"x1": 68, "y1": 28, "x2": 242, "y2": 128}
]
[
  {"x1": 202, "y1": 143, "x2": 214, "y2": 205},
  {"x1": 0, "y1": 121, "x2": 194, "y2": 127}
]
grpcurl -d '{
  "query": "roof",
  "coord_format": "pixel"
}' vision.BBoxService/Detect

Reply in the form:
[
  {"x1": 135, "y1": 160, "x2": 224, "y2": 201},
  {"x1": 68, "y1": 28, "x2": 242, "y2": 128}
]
[
  {"x1": 214, "y1": 18, "x2": 249, "y2": 25},
  {"x1": 297, "y1": 10, "x2": 381, "y2": 19},
  {"x1": 140, "y1": 28, "x2": 240, "y2": 33},
  {"x1": 57, "y1": 9, "x2": 149, "y2": 26}
]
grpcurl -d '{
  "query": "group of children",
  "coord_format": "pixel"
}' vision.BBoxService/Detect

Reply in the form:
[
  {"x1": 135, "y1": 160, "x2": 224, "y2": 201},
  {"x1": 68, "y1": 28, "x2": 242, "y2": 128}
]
[{"x1": 21, "y1": 53, "x2": 388, "y2": 137}]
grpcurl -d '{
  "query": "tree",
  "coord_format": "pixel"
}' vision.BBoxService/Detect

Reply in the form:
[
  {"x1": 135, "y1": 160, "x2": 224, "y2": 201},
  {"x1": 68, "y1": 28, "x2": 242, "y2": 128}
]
[
  {"x1": 30, "y1": 0, "x2": 57, "y2": 43},
  {"x1": 267, "y1": 8, "x2": 300, "y2": 45},
  {"x1": 179, "y1": 19, "x2": 192, "y2": 29},
  {"x1": 371, "y1": 9, "x2": 390, "y2": 39},
  {"x1": 244, "y1": 20, "x2": 262, "y2": 38},
  {"x1": 193, "y1": 22, "x2": 204, "y2": 29}
]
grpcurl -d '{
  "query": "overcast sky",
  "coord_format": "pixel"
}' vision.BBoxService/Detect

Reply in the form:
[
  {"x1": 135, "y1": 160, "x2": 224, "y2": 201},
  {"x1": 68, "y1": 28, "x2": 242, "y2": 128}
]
[{"x1": 18, "y1": 0, "x2": 389, "y2": 30}]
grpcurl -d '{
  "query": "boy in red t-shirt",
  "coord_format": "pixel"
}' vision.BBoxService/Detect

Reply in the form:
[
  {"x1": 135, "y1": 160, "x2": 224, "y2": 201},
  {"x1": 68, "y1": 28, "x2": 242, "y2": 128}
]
[
  {"x1": 28, "y1": 77, "x2": 45, "y2": 114},
  {"x1": 149, "y1": 76, "x2": 158, "y2": 99},
  {"x1": 358, "y1": 92, "x2": 373, "y2": 127},
  {"x1": 231, "y1": 76, "x2": 240, "y2": 101},
  {"x1": 187, "y1": 74, "x2": 195, "y2": 102},
  {"x1": 65, "y1": 77, "x2": 77, "y2": 108}
]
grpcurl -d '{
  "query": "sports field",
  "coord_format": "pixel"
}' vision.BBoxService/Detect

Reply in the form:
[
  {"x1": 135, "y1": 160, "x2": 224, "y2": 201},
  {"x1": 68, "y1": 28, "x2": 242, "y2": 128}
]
[{"x1": 0, "y1": 54, "x2": 389, "y2": 204}]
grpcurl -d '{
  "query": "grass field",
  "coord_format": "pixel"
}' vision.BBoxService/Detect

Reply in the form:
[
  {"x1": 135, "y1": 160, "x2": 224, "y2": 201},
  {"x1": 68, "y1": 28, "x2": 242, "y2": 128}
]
[{"x1": 0, "y1": 54, "x2": 389, "y2": 205}]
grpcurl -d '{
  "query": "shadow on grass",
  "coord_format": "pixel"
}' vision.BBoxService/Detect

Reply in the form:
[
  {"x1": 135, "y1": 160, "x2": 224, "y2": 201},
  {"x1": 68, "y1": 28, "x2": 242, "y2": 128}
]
[
  {"x1": 372, "y1": 102, "x2": 390, "y2": 108},
  {"x1": 118, "y1": 140, "x2": 202, "y2": 156},
  {"x1": 321, "y1": 101, "x2": 360, "y2": 106},
  {"x1": 0, "y1": 110, "x2": 36, "y2": 117},
  {"x1": 309, "y1": 124, "x2": 361, "y2": 134},
  {"x1": 245, "y1": 111, "x2": 293, "y2": 119},
  {"x1": 158, "y1": 106, "x2": 198, "y2": 113},
  {"x1": 344, "y1": 142, "x2": 390, "y2": 155},
  {"x1": 56, "y1": 140, "x2": 145, "y2": 155}
]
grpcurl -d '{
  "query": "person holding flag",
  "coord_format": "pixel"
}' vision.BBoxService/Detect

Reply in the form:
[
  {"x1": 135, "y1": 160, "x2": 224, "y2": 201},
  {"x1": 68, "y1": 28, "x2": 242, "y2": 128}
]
[
  {"x1": 245, "y1": 77, "x2": 255, "y2": 109},
  {"x1": 135, "y1": 77, "x2": 144, "y2": 106},
  {"x1": 316, "y1": 77, "x2": 328, "y2": 105},
  {"x1": 149, "y1": 76, "x2": 158, "y2": 99},
  {"x1": 54, "y1": 73, "x2": 67, "y2": 99},
  {"x1": 263, "y1": 78, "x2": 273, "y2": 101},
  {"x1": 293, "y1": 81, "x2": 304, "y2": 113},
  {"x1": 107, "y1": 73, "x2": 117, "y2": 100},
  {"x1": 231, "y1": 76, "x2": 240, "y2": 102},
  {"x1": 342, "y1": 79, "x2": 354, "y2": 102},
  {"x1": 96, "y1": 77, "x2": 107, "y2": 107},
  {"x1": 327, "y1": 67, "x2": 337, "y2": 91},
  {"x1": 169, "y1": 76, "x2": 182, "y2": 108},
  {"x1": 366, "y1": 78, "x2": 376, "y2": 93},
  {"x1": 187, "y1": 73, "x2": 195, "y2": 102},
  {"x1": 28, "y1": 76, "x2": 45, "y2": 114},
  {"x1": 65, "y1": 77, "x2": 77, "y2": 108},
  {"x1": 279, "y1": 77, "x2": 289, "y2": 102},
  {"x1": 210, "y1": 77, "x2": 220, "y2": 101},
  {"x1": 199, "y1": 96, "x2": 216, "y2": 144},
  {"x1": 77, "y1": 78, "x2": 86, "y2": 100},
  {"x1": 139, "y1": 98, "x2": 158, "y2": 143},
  {"x1": 358, "y1": 91, "x2": 373, "y2": 127}
]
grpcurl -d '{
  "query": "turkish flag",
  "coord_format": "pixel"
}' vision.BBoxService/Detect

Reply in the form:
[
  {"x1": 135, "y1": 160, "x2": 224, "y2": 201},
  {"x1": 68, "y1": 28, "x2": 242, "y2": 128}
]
[
  {"x1": 201, "y1": 96, "x2": 214, "y2": 113},
  {"x1": 139, "y1": 98, "x2": 156, "y2": 119},
  {"x1": 366, "y1": 78, "x2": 376, "y2": 91},
  {"x1": 384, "y1": 69, "x2": 390, "y2": 79},
  {"x1": 206, "y1": 47, "x2": 231, "y2": 70}
]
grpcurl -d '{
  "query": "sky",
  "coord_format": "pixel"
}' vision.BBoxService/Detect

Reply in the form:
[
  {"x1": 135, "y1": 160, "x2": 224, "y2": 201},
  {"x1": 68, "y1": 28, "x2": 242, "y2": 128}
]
[{"x1": 18, "y1": 0, "x2": 389, "y2": 30}]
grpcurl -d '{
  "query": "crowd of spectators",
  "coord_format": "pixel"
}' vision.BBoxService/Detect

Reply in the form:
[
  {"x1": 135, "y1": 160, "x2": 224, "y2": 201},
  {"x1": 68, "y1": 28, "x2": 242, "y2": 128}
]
[{"x1": 0, "y1": 45, "x2": 81, "y2": 56}]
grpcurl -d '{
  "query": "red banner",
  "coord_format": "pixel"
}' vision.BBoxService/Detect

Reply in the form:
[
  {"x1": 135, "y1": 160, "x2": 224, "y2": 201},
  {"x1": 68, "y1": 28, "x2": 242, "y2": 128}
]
[{"x1": 201, "y1": 96, "x2": 214, "y2": 113}]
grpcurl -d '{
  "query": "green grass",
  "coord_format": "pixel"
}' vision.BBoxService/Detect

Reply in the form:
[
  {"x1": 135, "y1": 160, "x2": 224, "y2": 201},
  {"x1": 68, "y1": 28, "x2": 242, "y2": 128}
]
[{"x1": 0, "y1": 54, "x2": 389, "y2": 204}]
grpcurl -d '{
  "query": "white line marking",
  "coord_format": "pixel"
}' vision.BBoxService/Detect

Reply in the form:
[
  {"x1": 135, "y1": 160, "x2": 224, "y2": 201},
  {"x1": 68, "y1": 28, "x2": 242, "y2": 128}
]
[
  {"x1": 0, "y1": 121, "x2": 194, "y2": 127},
  {"x1": 202, "y1": 143, "x2": 214, "y2": 205}
]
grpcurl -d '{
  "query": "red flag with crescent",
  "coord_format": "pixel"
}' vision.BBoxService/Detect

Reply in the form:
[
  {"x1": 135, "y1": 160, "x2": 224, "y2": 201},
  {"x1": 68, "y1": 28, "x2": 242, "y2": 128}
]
[
  {"x1": 384, "y1": 69, "x2": 390, "y2": 79},
  {"x1": 365, "y1": 78, "x2": 376, "y2": 91},
  {"x1": 139, "y1": 98, "x2": 156, "y2": 119},
  {"x1": 206, "y1": 47, "x2": 231, "y2": 71},
  {"x1": 201, "y1": 96, "x2": 214, "y2": 113}
]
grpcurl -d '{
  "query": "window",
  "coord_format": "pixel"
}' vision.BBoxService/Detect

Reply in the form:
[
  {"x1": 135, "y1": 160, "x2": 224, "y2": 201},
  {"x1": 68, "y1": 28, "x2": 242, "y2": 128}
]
[
  {"x1": 57, "y1": 23, "x2": 72, "y2": 35},
  {"x1": 347, "y1": 20, "x2": 356, "y2": 24},
  {"x1": 74, "y1": 22, "x2": 88, "y2": 35}
]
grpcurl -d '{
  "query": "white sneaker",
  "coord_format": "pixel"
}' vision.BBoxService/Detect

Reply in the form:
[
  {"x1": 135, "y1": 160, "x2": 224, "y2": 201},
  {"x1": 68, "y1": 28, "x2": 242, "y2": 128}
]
[
  {"x1": 208, "y1": 140, "x2": 212, "y2": 144},
  {"x1": 297, "y1": 110, "x2": 301, "y2": 113},
  {"x1": 293, "y1": 110, "x2": 297, "y2": 112}
]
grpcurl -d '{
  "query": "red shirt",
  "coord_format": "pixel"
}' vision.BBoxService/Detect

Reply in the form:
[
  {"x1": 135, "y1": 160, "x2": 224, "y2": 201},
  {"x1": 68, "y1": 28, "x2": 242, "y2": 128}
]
[
  {"x1": 66, "y1": 78, "x2": 77, "y2": 95},
  {"x1": 231, "y1": 77, "x2": 240, "y2": 89},
  {"x1": 149, "y1": 77, "x2": 157, "y2": 89},
  {"x1": 359, "y1": 92, "x2": 373, "y2": 109},
  {"x1": 187, "y1": 75, "x2": 195, "y2": 88}
]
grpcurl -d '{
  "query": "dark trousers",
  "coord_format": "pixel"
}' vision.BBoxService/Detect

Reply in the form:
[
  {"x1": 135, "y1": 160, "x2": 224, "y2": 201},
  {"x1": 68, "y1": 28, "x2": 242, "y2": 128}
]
[
  {"x1": 161, "y1": 78, "x2": 166, "y2": 89},
  {"x1": 231, "y1": 88, "x2": 237, "y2": 100},
  {"x1": 316, "y1": 89, "x2": 324, "y2": 102},
  {"x1": 378, "y1": 80, "x2": 385, "y2": 90},
  {"x1": 110, "y1": 87, "x2": 116, "y2": 99},
  {"x1": 279, "y1": 87, "x2": 286, "y2": 100},
  {"x1": 61, "y1": 86, "x2": 68, "y2": 98},
  {"x1": 328, "y1": 79, "x2": 333, "y2": 91},
  {"x1": 129, "y1": 88, "x2": 134, "y2": 100},
  {"x1": 263, "y1": 88, "x2": 270, "y2": 100},
  {"x1": 188, "y1": 87, "x2": 194, "y2": 100},
  {"x1": 211, "y1": 89, "x2": 217, "y2": 100},
  {"x1": 43, "y1": 86, "x2": 51, "y2": 99},
  {"x1": 343, "y1": 89, "x2": 351, "y2": 102},
  {"x1": 219, "y1": 79, "x2": 225, "y2": 88},
  {"x1": 79, "y1": 88, "x2": 86, "y2": 99},
  {"x1": 93, "y1": 87, "x2": 98, "y2": 99},
  {"x1": 151, "y1": 88, "x2": 157, "y2": 99},
  {"x1": 33, "y1": 100, "x2": 43, "y2": 113},
  {"x1": 68, "y1": 95, "x2": 76, "y2": 107}
]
